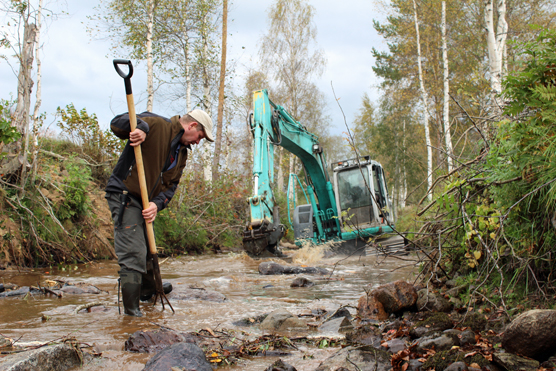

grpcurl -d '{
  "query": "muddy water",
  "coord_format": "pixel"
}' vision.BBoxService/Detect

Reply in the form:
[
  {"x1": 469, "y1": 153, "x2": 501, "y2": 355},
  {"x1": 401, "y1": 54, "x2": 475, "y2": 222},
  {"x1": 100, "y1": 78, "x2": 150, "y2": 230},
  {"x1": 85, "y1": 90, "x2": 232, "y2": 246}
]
[{"x1": 0, "y1": 248, "x2": 418, "y2": 370}]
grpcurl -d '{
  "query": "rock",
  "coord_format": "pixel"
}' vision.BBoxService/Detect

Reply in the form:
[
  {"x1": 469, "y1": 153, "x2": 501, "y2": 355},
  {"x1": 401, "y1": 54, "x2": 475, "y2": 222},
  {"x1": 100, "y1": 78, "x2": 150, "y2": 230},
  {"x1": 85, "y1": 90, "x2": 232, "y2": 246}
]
[
  {"x1": 265, "y1": 359, "x2": 297, "y2": 371},
  {"x1": 319, "y1": 317, "x2": 353, "y2": 334},
  {"x1": 407, "y1": 358, "x2": 424, "y2": 371},
  {"x1": 324, "y1": 307, "x2": 353, "y2": 322},
  {"x1": 258, "y1": 262, "x2": 329, "y2": 275},
  {"x1": 232, "y1": 313, "x2": 268, "y2": 327},
  {"x1": 314, "y1": 345, "x2": 391, "y2": 371},
  {"x1": 459, "y1": 312, "x2": 488, "y2": 332},
  {"x1": 372, "y1": 280, "x2": 418, "y2": 313},
  {"x1": 0, "y1": 287, "x2": 31, "y2": 298},
  {"x1": 260, "y1": 309, "x2": 305, "y2": 332},
  {"x1": 142, "y1": 342, "x2": 212, "y2": 371},
  {"x1": 501, "y1": 309, "x2": 556, "y2": 361},
  {"x1": 445, "y1": 284, "x2": 466, "y2": 297},
  {"x1": 167, "y1": 287, "x2": 227, "y2": 302},
  {"x1": 291, "y1": 277, "x2": 314, "y2": 287},
  {"x1": 417, "y1": 289, "x2": 453, "y2": 312},
  {"x1": 346, "y1": 325, "x2": 382, "y2": 348},
  {"x1": 413, "y1": 334, "x2": 457, "y2": 353},
  {"x1": 458, "y1": 330, "x2": 476, "y2": 346},
  {"x1": 409, "y1": 312, "x2": 453, "y2": 339},
  {"x1": 125, "y1": 328, "x2": 195, "y2": 353},
  {"x1": 0, "y1": 343, "x2": 82, "y2": 371},
  {"x1": 357, "y1": 294, "x2": 388, "y2": 320},
  {"x1": 278, "y1": 317, "x2": 306, "y2": 332},
  {"x1": 444, "y1": 361, "x2": 468, "y2": 371},
  {"x1": 385, "y1": 338, "x2": 407, "y2": 353},
  {"x1": 1, "y1": 334, "x2": 12, "y2": 348},
  {"x1": 492, "y1": 352, "x2": 540, "y2": 371},
  {"x1": 259, "y1": 262, "x2": 285, "y2": 275},
  {"x1": 57, "y1": 284, "x2": 101, "y2": 295}
]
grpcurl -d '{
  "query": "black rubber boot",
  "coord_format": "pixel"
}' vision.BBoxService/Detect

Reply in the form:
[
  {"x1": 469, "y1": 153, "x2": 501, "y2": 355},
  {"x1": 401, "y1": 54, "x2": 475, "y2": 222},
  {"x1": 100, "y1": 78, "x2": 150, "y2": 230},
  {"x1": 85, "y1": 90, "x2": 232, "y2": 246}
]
[
  {"x1": 119, "y1": 269, "x2": 143, "y2": 317},
  {"x1": 140, "y1": 269, "x2": 173, "y2": 302}
]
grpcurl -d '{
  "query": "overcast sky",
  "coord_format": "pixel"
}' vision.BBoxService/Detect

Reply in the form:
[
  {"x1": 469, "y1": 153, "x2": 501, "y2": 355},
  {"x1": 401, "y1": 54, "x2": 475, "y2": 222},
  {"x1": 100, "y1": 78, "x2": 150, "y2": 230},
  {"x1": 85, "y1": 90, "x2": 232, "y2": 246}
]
[{"x1": 1, "y1": 0, "x2": 387, "y2": 137}]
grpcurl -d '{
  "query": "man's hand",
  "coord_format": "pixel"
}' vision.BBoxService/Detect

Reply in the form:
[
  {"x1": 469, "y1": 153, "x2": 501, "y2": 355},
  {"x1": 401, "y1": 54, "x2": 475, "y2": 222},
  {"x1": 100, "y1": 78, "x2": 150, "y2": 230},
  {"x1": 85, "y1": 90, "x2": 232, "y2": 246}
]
[
  {"x1": 142, "y1": 202, "x2": 158, "y2": 223},
  {"x1": 129, "y1": 128, "x2": 146, "y2": 146}
]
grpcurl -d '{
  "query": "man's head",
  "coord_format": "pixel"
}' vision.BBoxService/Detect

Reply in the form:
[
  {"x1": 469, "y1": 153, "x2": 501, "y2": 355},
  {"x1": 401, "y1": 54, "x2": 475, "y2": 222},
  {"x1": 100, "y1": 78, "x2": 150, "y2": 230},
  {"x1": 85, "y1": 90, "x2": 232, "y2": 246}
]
[{"x1": 179, "y1": 109, "x2": 214, "y2": 146}]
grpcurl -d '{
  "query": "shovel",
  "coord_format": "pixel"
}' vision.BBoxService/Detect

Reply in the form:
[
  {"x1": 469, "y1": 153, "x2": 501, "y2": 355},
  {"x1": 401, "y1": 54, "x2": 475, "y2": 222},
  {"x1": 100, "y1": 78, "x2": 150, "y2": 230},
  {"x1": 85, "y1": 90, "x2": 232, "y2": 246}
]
[{"x1": 113, "y1": 59, "x2": 174, "y2": 313}]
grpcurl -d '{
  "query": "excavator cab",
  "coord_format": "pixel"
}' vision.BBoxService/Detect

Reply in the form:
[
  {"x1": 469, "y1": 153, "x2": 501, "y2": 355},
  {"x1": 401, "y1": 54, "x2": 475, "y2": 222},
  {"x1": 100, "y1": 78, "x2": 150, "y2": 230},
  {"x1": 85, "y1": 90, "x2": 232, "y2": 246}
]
[{"x1": 332, "y1": 156, "x2": 393, "y2": 233}]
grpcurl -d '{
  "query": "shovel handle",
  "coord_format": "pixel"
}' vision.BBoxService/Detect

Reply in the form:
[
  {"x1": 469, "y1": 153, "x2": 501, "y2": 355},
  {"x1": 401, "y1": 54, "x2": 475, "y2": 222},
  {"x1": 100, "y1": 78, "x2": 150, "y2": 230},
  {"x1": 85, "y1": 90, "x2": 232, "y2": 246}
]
[{"x1": 113, "y1": 59, "x2": 134, "y2": 95}]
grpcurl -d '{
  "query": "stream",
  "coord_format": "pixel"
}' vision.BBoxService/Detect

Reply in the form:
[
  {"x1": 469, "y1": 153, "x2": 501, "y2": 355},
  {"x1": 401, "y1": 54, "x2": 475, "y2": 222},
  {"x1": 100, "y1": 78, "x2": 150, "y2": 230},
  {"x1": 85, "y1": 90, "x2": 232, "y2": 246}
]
[{"x1": 0, "y1": 247, "x2": 418, "y2": 370}]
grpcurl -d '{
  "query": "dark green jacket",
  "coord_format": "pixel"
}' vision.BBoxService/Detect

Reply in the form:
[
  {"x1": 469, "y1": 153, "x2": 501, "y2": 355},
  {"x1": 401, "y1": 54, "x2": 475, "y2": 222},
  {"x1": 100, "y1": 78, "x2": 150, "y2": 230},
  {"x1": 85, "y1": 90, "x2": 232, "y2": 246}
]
[{"x1": 105, "y1": 112, "x2": 189, "y2": 211}]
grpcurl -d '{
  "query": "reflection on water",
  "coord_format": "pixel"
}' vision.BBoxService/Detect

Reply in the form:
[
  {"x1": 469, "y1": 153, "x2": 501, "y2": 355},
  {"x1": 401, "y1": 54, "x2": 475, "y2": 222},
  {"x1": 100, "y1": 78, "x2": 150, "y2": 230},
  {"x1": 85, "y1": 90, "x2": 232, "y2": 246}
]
[{"x1": 0, "y1": 250, "x2": 418, "y2": 370}]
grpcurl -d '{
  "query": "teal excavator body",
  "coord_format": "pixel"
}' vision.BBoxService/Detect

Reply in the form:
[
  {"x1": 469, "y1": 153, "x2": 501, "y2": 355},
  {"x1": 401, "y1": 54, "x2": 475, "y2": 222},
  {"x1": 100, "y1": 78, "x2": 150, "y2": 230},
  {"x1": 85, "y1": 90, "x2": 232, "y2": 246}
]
[{"x1": 242, "y1": 89, "x2": 394, "y2": 257}]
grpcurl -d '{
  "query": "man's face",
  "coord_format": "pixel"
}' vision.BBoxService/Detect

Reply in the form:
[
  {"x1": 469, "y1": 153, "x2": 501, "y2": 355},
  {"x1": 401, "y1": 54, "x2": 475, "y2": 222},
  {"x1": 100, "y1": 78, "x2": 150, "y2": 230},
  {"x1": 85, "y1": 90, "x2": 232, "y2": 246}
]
[{"x1": 181, "y1": 122, "x2": 207, "y2": 146}]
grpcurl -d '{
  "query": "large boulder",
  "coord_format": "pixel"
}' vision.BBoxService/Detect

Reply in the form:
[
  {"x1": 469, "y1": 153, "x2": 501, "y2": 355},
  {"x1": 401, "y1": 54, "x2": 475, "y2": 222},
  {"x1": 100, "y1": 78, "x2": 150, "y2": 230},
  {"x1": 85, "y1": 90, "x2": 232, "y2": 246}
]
[
  {"x1": 358, "y1": 281, "x2": 417, "y2": 320},
  {"x1": 125, "y1": 328, "x2": 196, "y2": 353},
  {"x1": 372, "y1": 280, "x2": 418, "y2": 313},
  {"x1": 501, "y1": 309, "x2": 556, "y2": 361},
  {"x1": 314, "y1": 345, "x2": 392, "y2": 371},
  {"x1": 0, "y1": 343, "x2": 82, "y2": 371},
  {"x1": 142, "y1": 342, "x2": 212, "y2": 371},
  {"x1": 358, "y1": 294, "x2": 388, "y2": 320}
]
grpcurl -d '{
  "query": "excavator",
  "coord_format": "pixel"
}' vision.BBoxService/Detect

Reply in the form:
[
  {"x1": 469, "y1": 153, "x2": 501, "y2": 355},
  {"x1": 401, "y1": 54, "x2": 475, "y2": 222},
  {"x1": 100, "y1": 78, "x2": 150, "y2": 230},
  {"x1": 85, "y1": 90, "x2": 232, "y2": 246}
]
[{"x1": 242, "y1": 89, "x2": 394, "y2": 257}]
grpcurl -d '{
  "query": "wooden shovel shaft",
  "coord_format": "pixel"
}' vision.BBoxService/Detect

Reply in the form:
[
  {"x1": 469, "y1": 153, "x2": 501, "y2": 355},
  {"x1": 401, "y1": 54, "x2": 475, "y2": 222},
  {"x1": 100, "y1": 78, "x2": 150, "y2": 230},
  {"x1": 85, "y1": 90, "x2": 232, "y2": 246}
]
[{"x1": 126, "y1": 94, "x2": 157, "y2": 256}]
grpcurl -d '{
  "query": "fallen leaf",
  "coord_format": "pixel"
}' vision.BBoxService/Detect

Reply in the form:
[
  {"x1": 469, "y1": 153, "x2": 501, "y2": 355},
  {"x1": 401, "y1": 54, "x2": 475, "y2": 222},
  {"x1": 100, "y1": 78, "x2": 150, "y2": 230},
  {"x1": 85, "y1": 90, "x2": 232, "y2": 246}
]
[{"x1": 470, "y1": 363, "x2": 481, "y2": 368}]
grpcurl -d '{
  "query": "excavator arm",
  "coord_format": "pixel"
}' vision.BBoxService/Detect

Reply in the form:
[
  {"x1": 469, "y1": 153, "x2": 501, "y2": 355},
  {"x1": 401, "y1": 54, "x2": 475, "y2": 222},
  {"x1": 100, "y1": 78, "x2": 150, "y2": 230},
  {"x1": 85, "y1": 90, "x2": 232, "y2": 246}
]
[{"x1": 242, "y1": 89, "x2": 340, "y2": 256}]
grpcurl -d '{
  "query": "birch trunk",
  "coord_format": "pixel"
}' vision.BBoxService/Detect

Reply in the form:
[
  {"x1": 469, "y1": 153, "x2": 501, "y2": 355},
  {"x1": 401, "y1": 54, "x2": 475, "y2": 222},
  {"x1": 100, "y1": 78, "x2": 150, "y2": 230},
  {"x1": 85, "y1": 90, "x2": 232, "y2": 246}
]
[
  {"x1": 441, "y1": 1, "x2": 453, "y2": 172},
  {"x1": 277, "y1": 147, "x2": 284, "y2": 193},
  {"x1": 146, "y1": 0, "x2": 156, "y2": 111},
  {"x1": 201, "y1": 12, "x2": 212, "y2": 183},
  {"x1": 401, "y1": 120, "x2": 407, "y2": 208},
  {"x1": 14, "y1": 19, "x2": 37, "y2": 187},
  {"x1": 31, "y1": 0, "x2": 43, "y2": 183},
  {"x1": 485, "y1": 0, "x2": 507, "y2": 116},
  {"x1": 412, "y1": 0, "x2": 433, "y2": 201},
  {"x1": 212, "y1": 0, "x2": 228, "y2": 182}
]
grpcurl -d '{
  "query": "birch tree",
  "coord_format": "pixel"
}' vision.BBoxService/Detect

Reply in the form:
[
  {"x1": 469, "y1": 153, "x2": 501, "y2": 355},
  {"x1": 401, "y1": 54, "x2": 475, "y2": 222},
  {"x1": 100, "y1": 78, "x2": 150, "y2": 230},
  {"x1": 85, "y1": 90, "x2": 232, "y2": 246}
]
[
  {"x1": 412, "y1": 0, "x2": 433, "y2": 201},
  {"x1": 441, "y1": 1, "x2": 453, "y2": 172},
  {"x1": 89, "y1": 0, "x2": 163, "y2": 111},
  {"x1": 212, "y1": 0, "x2": 227, "y2": 182},
  {"x1": 484, "y1": 0, "x2": 508, "y2": 118},
  {"x1": 259, "y1": 0, "x2": 328, "y2": 193}
]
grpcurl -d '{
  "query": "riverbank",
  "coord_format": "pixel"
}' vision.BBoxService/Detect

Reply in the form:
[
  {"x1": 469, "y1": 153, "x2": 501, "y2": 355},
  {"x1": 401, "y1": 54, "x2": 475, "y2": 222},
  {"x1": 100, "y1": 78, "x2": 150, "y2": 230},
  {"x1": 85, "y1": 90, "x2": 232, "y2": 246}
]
[{"x1": 1, "y1": 249, "x2": 554, "y2": 370}]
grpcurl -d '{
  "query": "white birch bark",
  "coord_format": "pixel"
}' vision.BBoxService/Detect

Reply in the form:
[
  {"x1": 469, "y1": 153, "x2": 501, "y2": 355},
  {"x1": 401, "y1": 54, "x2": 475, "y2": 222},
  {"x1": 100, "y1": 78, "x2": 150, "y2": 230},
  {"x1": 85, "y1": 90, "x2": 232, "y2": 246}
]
[
  {"x1": 146, "y1": 0, "x2": 155, "y2": 111},
  {"x1": 200, "y1": 12, "x2": 212, "y2": 183},
  {"x1": 401, "y1": 120, "x2": 407, "y2": 208},
  {"x1": 31, "y1": 0, "x2": 43, "y2": 182},
  {"x1": 442, "y1": 1, "x2": 454, "y2": 172},
  {"x1": 485, "y1": 0, "x2": 507, "y2": 114},
  {"x1": 277, "y1": 147, "x2": 284, "y2": 193},
  {"x1": 412, "y1": 0, "x2": 433, "y2": 201}
]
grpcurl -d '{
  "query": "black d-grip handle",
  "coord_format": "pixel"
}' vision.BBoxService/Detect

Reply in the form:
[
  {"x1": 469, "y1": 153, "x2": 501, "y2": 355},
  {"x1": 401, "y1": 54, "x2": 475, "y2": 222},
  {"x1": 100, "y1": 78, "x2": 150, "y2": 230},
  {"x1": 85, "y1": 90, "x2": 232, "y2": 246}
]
[{"x1": 113, "y1": 59, "x2": 134, "y2": 95}]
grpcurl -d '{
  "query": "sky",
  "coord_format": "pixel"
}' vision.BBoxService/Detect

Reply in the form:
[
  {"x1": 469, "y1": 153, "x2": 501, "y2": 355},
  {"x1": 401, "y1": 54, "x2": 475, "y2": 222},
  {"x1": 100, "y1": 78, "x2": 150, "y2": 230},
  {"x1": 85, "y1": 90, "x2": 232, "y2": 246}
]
[{"x1": 0, "y1": 0, "x2": 387, "y2": 138}]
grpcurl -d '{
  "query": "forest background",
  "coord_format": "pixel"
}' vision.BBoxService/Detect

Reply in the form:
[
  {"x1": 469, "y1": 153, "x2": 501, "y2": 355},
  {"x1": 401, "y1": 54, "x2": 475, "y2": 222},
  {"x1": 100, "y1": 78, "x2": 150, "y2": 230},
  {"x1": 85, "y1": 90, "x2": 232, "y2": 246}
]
[{"x1": 1, "y1": 0, "x2": 556, "y2": 312}]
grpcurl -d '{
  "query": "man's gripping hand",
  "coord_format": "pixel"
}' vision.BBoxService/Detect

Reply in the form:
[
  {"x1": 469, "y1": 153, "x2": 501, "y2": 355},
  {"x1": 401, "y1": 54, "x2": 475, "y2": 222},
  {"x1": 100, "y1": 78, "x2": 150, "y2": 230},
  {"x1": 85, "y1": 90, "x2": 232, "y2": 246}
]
[{"x1": 129, "y1": 128, "x2": 146, "y2": 146}]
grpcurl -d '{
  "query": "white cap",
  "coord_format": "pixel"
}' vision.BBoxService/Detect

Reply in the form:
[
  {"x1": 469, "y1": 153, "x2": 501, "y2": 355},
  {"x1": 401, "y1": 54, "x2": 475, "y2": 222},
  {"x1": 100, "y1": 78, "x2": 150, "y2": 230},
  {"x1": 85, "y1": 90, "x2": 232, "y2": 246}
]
[{"x1": 188, "y1": 109, "x2": 214, "y2": 142}]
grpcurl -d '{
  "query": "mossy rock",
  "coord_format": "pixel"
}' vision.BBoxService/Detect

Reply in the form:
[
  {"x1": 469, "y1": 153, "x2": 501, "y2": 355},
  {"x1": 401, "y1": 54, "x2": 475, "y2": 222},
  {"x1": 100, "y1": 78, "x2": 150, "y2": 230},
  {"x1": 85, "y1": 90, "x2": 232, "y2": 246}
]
[
  {"x1": 413, "y1": 312, "x2": 453, "y2": 330},
  {"x1": 459, "y1": 312, "x2": 488, "y2": 332},
  {"x1": 421, "y1": 348, "x2": 490, "y2": 371}
]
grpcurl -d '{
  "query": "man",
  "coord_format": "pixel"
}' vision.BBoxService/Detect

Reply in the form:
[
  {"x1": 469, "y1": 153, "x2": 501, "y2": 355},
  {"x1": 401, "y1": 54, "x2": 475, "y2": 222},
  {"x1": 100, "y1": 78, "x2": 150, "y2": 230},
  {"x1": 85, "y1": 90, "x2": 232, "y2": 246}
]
[{"x1": 105, "y1": 109, "x2": 214, "y2": 316}]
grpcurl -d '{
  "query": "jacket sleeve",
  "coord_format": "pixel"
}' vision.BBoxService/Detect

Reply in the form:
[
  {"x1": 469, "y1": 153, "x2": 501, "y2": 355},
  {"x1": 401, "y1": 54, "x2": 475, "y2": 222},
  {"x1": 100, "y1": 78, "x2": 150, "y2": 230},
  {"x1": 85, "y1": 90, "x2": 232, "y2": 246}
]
[{"x1": 110, "y1": 113, "x2": 150, "y2": 139}]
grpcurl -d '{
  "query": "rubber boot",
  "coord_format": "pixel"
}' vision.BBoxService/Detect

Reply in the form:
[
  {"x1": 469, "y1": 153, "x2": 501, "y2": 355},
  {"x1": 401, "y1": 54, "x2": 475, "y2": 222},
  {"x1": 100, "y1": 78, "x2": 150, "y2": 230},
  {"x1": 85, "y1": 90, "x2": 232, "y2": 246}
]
[
  {"x1": 119, "y1": 269, "x2": 143, "y2": 317},
  {"x1": 140, "y1": 269, "x2": 173, "y2": 301}
]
